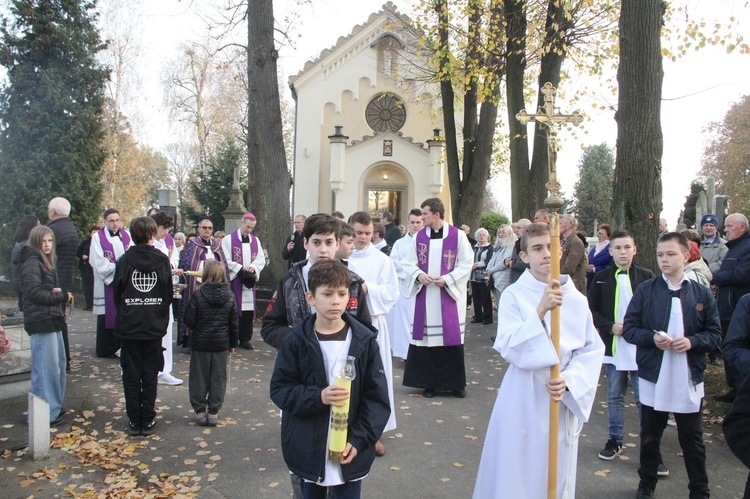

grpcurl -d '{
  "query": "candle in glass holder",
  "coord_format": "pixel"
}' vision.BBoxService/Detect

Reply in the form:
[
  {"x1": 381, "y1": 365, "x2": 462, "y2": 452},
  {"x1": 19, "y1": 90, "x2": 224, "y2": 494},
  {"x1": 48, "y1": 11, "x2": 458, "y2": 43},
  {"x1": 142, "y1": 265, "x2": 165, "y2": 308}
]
[{"x1": 328, "y1": 356, "x2": 356, "y2": 461}]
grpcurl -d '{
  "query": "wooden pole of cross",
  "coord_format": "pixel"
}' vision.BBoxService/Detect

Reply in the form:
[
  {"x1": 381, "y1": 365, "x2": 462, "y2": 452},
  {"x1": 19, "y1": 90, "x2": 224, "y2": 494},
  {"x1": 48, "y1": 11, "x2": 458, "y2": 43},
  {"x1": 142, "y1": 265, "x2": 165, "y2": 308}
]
[{"x1": 516, "y1": 82, "x2": 583, "y2": 499}]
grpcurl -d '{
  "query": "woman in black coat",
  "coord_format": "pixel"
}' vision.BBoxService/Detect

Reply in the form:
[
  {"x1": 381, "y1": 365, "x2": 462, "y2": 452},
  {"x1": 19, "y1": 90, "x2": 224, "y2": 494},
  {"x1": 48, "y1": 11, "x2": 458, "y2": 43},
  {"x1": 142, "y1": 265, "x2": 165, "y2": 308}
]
[{"x1": 21, "y1": 225, "x2": 71, "y2": 425}]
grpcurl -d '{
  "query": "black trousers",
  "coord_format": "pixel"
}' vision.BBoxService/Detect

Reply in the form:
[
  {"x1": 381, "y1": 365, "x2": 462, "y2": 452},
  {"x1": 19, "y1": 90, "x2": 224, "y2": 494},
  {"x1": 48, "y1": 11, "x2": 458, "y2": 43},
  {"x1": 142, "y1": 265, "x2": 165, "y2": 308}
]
[
  {"x1": 722, "y1": 320, "x2": 739, "y2": 390},
  {"x1": 61, "y1": 320, "x2": 70, "y2": 363},
  {"x1": 639, "y1": 404, "x2": 709, "y2": 498},
  {"x1": 239, "y1": 310, "x2": 254, "y2": 344},
  {"x1": 120, "y1": 339, "x2": 164, "y2": 424},
  {"x1": 96, "y1": 314, "x2": 121, "y2": 358},
  {"x1": 470, "y1": 280, "x2": 493, "y2": 324},
  {"x1": 81, "y1": 269, "x2": 94, "y2": 310}
]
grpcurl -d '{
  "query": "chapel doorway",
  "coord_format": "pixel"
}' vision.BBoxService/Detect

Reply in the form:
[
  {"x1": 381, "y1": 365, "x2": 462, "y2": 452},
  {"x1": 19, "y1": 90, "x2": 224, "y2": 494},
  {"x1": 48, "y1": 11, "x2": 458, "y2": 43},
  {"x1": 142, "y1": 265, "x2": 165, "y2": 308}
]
[
  {"x1": 368, "y1": 189, "x2": 403, "y2": 223},
  {"x1": 364, "y1": 164, "x2": 409, "y2": 225}
]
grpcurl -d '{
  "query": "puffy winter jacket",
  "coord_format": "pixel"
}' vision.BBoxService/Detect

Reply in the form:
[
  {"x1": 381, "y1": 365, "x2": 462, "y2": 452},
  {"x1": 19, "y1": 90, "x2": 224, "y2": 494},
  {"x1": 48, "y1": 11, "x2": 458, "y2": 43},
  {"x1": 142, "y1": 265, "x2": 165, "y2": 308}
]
[
  {"x1": 183, "y1": 283, "x2": 239, "y2": 352},
  {"x1": 20, "y1": 246, "x2": 68, "y2": 335},
  {"x1": 270, "y1": 314, "x2": 390, "y2": 483},
  {"x1": 48, "y1": 217, "x2": 79, "y2": 291}
]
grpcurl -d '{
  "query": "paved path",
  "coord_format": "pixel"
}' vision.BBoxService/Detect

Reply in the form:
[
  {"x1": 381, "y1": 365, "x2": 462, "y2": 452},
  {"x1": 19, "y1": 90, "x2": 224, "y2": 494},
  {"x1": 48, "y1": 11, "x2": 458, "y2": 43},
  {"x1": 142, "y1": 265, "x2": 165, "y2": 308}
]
[{"x1": 0, "y1": 307, "x2": 746, "y2": 498}]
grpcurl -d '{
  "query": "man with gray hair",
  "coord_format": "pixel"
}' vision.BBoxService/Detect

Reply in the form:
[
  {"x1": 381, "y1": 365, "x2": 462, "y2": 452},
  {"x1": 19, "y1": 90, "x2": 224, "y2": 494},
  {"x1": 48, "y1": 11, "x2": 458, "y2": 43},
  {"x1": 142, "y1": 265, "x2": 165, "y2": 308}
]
[
  {"x1": 48, "y1": 197, "x2": 78, "y2": 367},
  {"x1": 560, "y1": 213, "x2": 587, "y2": 293},
  {"x1": 712, "y1": 213, "x2": 750, "y2": 403}
]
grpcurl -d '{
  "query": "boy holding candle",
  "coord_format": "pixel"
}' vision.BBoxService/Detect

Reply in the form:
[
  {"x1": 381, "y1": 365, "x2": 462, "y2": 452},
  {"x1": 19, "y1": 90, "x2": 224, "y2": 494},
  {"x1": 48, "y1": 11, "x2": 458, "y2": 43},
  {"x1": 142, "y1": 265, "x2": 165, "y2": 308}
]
[{"x1": 270, "y1": 261, "x2": 390, "y2": 498}]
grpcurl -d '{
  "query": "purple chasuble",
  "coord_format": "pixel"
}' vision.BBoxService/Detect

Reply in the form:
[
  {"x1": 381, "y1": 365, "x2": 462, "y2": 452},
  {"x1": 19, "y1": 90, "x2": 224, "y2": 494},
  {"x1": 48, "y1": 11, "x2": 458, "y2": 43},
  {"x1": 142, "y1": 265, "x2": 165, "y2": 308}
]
[
  {"x1": 230, "y1": 231, "x2": 258, "y2": 315},
  {"x1": 98, "y1": 227, "x2": 132, "y2": 329},
  {"x1": 164, "y1": 233, "x2": 175, "y2": 259},
  {"x1": 413, "y1": 224, "x2": 462, "y2": 346}
]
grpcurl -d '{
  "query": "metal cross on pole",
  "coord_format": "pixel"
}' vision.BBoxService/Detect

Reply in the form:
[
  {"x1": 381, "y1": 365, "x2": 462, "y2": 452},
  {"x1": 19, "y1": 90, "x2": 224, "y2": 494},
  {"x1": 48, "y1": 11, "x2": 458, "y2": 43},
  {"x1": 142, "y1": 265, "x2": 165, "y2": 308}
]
[{"x1": 516, "y1": 81, "x2": 582, "y2": 499}]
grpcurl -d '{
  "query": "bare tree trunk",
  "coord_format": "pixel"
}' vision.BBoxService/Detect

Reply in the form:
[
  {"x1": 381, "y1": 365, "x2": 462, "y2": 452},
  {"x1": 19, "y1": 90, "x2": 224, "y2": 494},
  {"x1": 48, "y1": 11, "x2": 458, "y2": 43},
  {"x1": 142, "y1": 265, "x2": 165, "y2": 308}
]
[
  {"x1": 435, "y1": 0, "x2": 461, "y2": 213},
  {"x1": 505, "y1": 0, "x2": 531, "y2": 220},
  {"x1": 529, "y1": 0, "x2": 570, "y2": 214},
  {"x1": 611, "y1": 0, "x2": 665, "y2": 273},
  {"x1": 247, "y1": 0, "x2": 291, "y2": 290}
]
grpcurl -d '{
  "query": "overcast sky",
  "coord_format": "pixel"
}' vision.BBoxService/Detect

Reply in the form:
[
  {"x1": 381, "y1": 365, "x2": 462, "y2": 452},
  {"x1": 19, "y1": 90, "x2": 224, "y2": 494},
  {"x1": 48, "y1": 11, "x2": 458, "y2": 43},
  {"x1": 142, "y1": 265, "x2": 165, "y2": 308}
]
[{"x1": 133, "y1": 0, "x2": 750, "y2": 226}]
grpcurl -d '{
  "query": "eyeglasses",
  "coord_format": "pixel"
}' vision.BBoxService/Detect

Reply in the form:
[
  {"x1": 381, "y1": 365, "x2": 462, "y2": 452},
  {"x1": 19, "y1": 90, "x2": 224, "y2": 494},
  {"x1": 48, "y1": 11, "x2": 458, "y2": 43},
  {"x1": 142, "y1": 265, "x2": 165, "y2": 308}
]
[{"x1": 199, "y1": 226, "x2": 213, "y2": 230}]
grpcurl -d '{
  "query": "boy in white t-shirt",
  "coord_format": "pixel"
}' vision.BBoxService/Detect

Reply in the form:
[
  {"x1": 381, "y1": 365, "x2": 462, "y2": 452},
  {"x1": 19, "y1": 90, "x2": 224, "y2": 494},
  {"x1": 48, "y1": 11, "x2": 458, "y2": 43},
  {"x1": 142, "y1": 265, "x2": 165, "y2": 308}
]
[
  {"x1": 270, "y1": 261, "x2": 390, "y2": 498},
  {"x1": 623, "y1": 232, "x2": 722, "y2": 499}
]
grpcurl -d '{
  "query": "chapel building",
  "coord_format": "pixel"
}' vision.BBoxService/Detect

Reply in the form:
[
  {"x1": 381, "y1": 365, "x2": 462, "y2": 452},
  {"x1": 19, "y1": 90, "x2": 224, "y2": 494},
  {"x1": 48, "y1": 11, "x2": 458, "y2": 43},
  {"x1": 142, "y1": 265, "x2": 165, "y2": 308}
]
[{"x1": 289, "y1": 2, "x2": 449, "y2": 224}]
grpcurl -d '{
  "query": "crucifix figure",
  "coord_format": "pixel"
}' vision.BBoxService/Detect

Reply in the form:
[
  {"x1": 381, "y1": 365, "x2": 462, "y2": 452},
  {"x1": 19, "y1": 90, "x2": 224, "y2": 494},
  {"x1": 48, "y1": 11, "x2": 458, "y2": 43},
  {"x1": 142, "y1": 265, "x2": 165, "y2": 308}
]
[{"x1": 515, "y1": 81, "x2": 583, "y2": 499}]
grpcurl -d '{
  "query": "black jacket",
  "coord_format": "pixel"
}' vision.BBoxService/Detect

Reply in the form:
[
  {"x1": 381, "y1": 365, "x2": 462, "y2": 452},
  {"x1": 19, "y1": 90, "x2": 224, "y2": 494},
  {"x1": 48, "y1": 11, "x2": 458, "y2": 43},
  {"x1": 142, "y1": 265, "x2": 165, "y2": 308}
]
[
  {"x1": 724, "y1": 293, "x2": 750, "y2": 378},
  {"x1": 10, "y1": 240, "x2": 27, "y2": 295},
  {"x1": 183, "y1": 283, "x2": 239, "y2": 352},
  {"x1": 723, "y1": 373, "x2": 750, "y2": 469},
  {"x1": 384, "y1": 223, "x2": 401, "y2": 248},
  {"x1": 712, "y1": 231, "x2": 750, "y2": 321},
  {"x1": 509, "y1": 239, "x2": 529, "y2": 284},
  {"x1": 281, "y1": 231, "x2": 307, "y2": 267},
  {"x1": 270, "y1": 314, "x2": 390, "y2": 483},
  {"x1": 587, "y1": 264, "x2": 655, "y2": 357},
  {"x1": 261, "y1": 260, "x2": 371, "y2": 350},
  {"x1": 623, "y1": 276, "x2": 722, "y2": 385},
  {"x1": 113, "y1": 245, "x2": 173, "y2": 341},
  {"x1": 20, "y1": 246, "x2": 68, "y2": 334},
  {"x1": 48, "y1": 217, "x2": 79, "y2": 291}
]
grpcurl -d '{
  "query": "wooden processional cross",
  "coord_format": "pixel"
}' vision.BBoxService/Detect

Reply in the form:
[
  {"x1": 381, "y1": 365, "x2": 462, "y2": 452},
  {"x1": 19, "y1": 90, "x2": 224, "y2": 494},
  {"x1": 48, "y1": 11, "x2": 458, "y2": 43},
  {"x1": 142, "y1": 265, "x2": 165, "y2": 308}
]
[{"x1": 516, "y1": 81, "x2": 583, "y2": 499}]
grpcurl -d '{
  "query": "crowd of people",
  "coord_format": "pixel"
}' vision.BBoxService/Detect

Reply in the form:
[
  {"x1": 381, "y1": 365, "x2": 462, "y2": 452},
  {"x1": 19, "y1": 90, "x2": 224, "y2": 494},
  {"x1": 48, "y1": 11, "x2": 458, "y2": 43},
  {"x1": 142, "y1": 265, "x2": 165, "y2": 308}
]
[{"x1": 6, "y1": 198, "x2": 750, "y2": 499}]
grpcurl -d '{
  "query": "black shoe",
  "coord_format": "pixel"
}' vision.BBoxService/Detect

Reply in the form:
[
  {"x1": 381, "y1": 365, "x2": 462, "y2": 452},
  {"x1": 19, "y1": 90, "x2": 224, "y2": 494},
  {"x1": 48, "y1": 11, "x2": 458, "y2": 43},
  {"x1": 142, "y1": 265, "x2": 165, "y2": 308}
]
[
  {"x1": 142, "y1": 420, "x2": 157, "y2": 436},
  {"x1": 240, "y1": 341, "x2": 253, "y2": 350},
  {"x1": 470, "y1": 318, "x2": 483, "y2": 324},
  {"x1": 453, "y1": 389, "x2": 466, "y2": 398},
  {"x1": 51, "y1": 409, "x2": 67, "y2": 426},
  {"x1": 636, "y1": 484, "x2": 655, "y2": 499},
  {"x1": 423, "y1": 389, "x2": 436, "y2": 398},
  {"x1": 713, "y1": 390, "x2": 736, "y2": 403},
  {"x1": 598, "y1": 438, "x2": 622, "y2": 460},
  {"x1": 127, "y1": 420, "x2": 141, "y2": 436},
  {"x1": 656, "y1": 463, "x2": 669, "y2": 477}
]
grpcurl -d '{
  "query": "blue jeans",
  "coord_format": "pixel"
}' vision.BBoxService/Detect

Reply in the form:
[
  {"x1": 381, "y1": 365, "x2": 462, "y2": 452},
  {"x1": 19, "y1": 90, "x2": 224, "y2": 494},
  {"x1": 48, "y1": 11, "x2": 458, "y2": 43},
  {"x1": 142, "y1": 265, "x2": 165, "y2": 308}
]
[
  {"x1": 30, "y1": 331, "x2": 66, "y2": 419},
  {"x1": 300, "y1": 480, "x2": 362, "y2": 499},
  {"x1": 605, "y1": 363, "x2": 640, "y2": 442}
]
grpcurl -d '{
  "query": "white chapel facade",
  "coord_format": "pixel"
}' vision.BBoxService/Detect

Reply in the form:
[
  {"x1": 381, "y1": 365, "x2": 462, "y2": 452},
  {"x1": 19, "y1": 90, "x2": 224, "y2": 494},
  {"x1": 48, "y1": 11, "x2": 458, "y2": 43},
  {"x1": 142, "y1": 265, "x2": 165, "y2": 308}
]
[{"x1": 289, "y1": 2, "x2": 449, "y2": 224}]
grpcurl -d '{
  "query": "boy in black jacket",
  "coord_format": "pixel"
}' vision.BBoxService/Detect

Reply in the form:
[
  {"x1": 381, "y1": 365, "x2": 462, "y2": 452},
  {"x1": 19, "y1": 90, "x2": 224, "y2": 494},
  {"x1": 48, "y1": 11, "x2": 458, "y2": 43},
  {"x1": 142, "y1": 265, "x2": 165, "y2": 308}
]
[
  {"x1": 623, "y1": 232, "x2": 721, "y2": 499},
  {"x1": 588, "y1": 229, "x2": 660, "y2": 464},
  {"x1": 113, "y1": 217, "x2": 173, "y2": 436},
  {"x1": 270, "y1": 261, "x2": 390, "y2": 498},
  {"x1": 261, "y1": 214, "x2": 370, "y2": 350}
]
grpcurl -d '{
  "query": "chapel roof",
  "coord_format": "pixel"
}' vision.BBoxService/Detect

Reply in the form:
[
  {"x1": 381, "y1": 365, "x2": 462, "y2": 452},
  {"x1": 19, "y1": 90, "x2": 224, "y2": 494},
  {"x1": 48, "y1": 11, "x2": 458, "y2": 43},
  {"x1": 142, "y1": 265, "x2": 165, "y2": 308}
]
[{"x1": 289, "y1": 1, "x2": 419, "y2": 82}]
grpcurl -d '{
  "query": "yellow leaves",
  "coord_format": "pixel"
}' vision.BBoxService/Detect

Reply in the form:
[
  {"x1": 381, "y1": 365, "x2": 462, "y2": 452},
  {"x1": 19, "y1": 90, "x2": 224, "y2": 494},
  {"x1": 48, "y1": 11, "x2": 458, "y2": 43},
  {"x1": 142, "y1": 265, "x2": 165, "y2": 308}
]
[
  {"x1": 453, "y1": 462, "x2": 464, "y2": 468},
  {"x1": 184, "y1": 459, "x2": 197, "y2": 465},
  {"x1": 594, "y1": 469, "x2": 610, "y2": 477},
  {"x1": 389, "y1": 466, "x2": 401, "y2": 471}
]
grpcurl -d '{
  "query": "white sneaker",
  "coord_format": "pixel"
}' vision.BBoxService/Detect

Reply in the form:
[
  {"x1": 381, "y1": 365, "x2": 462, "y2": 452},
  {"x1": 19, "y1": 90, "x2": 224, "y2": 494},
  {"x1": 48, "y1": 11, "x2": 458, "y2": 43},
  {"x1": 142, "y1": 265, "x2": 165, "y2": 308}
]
[{"x1": 158, "y1": 373, "x2": 183, "y2": 385}]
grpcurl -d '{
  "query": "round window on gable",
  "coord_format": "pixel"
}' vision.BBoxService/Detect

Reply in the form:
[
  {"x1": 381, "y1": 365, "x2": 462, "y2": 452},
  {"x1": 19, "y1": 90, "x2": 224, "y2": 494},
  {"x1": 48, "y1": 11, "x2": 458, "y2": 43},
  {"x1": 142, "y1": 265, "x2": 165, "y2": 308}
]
[{"x1": 365, "y1": 93, "x2": 406, "y2": 132}]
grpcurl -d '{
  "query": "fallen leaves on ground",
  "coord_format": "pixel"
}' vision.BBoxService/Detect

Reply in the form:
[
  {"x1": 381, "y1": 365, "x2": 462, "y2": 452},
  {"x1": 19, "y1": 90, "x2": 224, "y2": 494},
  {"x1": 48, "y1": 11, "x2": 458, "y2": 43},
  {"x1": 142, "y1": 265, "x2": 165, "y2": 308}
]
[
  {"x1": 51, "y1": 427, "x2": 203, "y2": 497},
  {"x1": 594, "y1": 469, "x2": 610, "y2": 477}
]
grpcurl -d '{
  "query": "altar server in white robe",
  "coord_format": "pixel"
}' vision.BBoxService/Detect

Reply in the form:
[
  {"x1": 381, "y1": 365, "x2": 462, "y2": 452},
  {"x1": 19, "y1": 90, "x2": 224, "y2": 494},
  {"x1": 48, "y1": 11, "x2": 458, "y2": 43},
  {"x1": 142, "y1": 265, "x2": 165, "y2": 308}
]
[
  {"x1": 385, "y1": 208, "x2": 424, "y2": 360},
  {"x1": 150, "y1": 211, "x2": 183, "y2": 385},
  {"x1": 91, "y1": 208, "x2": 133, "y2": 358},
  {"x1": 401, "y1": 198, "x2": 473, "y2": 398},
  {"x1": 473, "y1": 223, "x2": 604, "y2": 499},
  {"x1": 346, "y1": 211, "x2": 399, "y2": 440}
]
